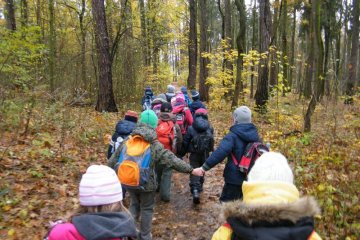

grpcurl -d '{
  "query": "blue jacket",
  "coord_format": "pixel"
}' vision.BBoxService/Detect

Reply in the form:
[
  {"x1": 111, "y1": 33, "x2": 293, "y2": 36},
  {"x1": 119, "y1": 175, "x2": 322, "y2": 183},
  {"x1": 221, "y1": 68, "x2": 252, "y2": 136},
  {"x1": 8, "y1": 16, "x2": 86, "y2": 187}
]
[
  {"x1": 202, "y1": 123, "x2": 259, "y2": 185},
  {"x1": 183, "y1": 93, "x2": 192, "y2": 107},
  {"x1": 190, "y1": 100, "x2": 206, "y2": 115},
  {"x1": 107, "y1": 119, "x2": 137, "y2": 159}
]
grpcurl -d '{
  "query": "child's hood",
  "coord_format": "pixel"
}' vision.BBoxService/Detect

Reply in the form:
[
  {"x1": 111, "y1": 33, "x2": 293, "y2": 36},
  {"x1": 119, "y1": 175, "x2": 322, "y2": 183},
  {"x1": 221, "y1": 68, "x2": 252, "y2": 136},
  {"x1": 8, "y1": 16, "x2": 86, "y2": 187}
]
[
  {"x1": 193, "y1": 116, "x2": 210, "y2": 133},
  {"x1": 72, "y1": 212, "x2": 137, "y2": 239},
  {"x1": 131, "y1": 123, "x2": 158, "y2": 143},
  {"x1": 230, "y1": 123, "x2": 259, "y2": 143},
  {"x1": 115, "y1": 120, "x2": 136, "y2": 136}
]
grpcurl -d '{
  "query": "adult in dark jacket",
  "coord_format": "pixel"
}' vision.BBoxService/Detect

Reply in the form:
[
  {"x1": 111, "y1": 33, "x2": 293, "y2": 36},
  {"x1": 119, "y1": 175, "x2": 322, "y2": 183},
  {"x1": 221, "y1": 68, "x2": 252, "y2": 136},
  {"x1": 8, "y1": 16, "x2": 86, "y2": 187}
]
[
  {"x1": 189, "y1": 90, "x2": 206, "y2": 115},
  {"x1": 193, "y1": 106, "x2": 260, "y2": 202},
  {"x1": 182, "y1": 108, "x2": 214, "y2": 204},
  {"x1": 107, "y1": 110, "x2": 138, "y2": 159}
]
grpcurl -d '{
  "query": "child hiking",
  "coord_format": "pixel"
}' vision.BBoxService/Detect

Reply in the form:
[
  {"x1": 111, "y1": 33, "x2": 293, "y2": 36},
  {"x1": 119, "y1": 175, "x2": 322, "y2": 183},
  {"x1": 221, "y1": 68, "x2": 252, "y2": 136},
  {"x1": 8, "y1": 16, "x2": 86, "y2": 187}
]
[
  {"x1": 165, "y1": 84, "x2": 176, "y2": 102},
  {"x1": 155, "y1": 102, "x2": 183, "y2": 202},
  {"x1": 172, "y1": 96, "x2": 193, "y2": 136},
  {"x1": 193, "y1": 106, "x2": 260, "y2": 202},
  {"x1": 181, "y1": 86, "x2": 192, "y2": 107},
  {"x1": 189, "y1": 90, "x2": 206, "y2": 116},
  {"x1": 212, "y1": 152, "x2": 322, "y2": 240},
  {"x1": 108, "y1": 110, "x2": 199, "y2": 240},
  {"x1": 181, "y1": 108, "x2": 214, "y2": 204},
  {"x1": 107, "y1": 110, "x2": 138, "y2": 159},
  {"x1": 150, "y1": 93, "x2": 167, "y2": 116},
  {"x1": 141, "y1": 86, "x2": 154, "y2": 111},
  {"x1": 44, "y1": 165, "x2": 137, "y2": 240}
]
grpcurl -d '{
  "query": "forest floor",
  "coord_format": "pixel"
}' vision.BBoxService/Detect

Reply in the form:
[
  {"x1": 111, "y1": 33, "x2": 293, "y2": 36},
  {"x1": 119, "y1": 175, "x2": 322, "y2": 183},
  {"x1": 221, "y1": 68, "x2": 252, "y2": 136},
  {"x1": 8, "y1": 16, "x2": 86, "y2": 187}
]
[{"x1": 0, "y1": 91, "x2": 359, "y2": 239}]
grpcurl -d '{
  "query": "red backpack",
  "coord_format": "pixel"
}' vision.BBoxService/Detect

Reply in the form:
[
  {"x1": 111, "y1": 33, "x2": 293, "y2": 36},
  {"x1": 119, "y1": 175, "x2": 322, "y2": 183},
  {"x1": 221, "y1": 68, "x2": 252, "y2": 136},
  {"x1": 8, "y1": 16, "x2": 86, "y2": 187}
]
[
  {"x1": 156, "y1": 120, "x2": 177, "y2": 153},
  {"x1": 231, "y1": 142, "x2": 269, "y2": 176}
]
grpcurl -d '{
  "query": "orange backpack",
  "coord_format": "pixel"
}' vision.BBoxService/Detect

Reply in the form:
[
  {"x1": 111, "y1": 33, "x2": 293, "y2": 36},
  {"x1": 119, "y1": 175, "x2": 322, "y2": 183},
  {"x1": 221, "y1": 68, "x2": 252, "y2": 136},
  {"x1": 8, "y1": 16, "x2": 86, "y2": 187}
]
[
  {"x1": 156, "y1": 120, "x2": 176, "y2": 153},
  {"x1": 115, "y1": 135, "x2": 153, "y2": 190}
]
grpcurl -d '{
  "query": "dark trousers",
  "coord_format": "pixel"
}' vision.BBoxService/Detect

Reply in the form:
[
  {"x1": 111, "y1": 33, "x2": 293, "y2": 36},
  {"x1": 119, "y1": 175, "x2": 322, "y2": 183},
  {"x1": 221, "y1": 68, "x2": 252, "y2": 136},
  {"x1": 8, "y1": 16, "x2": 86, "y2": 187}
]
[
  {"x1": 189, "y1": 152, "x2": 207, "y2": 193},
  {"x1": 155, "y1": 164, "x2": 172, "y2": 202},
  {"x1": 219, "y1": 182, "x2": 243, "y2": 202}
]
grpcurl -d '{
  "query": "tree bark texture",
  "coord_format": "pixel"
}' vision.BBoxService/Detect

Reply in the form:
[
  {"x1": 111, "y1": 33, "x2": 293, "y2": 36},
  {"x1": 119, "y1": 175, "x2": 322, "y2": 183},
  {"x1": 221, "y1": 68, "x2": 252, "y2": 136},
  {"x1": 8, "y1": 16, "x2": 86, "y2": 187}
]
[
  {"x1": 250, "y1": 0, "x2": 257, "y2": 99},
  {"x1": 281, "y1": 0, "x2": 288, "y2": 94},
  {"x1": 187, "y1": 0, "x2": 197, "y2": 89},
  {"x1": 139, "y1": 0, "x2": 150, "y2": 66},
  {"x1": 48, "y1": 0, "x2": 56, "y2": 92},
  {"x1": 5, "y1": 0, "x2": 16, "y2": 31},
  {"x1": 304, "y1": 0, "x2": 324, "y2": 132},
  {"x1": 255, "y1": 0, "x2": 271, "y2": 109},
  {"x1": 232, "y1": 0, "x2": 246, "y2": 108},
  {"x1": 199, "y1": 0, "x2": 210, "y2": 101},
  {"x1": 269, "y1": 0, "x2": 279, "y2": 88},
  {"x1": 92, "y1": 0, "x2": 117, "y2": 112},
  {"x1": 224, "y1": 0, "x2": 233, "y2": 72},
  {"x1": 346, "y1": 0, "x2": 359, "y2": 97}
]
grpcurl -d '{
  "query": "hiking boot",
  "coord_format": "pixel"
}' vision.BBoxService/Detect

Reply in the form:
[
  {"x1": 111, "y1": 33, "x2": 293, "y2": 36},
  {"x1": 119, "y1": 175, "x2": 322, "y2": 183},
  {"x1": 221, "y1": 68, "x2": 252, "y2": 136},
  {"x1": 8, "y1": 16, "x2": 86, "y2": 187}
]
[{"x1": 193, "y1": 189, "x2": 200, "y2": 204}]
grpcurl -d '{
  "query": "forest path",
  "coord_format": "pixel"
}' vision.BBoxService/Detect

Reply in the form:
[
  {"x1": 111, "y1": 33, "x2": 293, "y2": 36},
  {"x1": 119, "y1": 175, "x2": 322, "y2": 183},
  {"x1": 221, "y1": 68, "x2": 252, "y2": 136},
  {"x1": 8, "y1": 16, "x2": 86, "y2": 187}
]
[{"x1": 151, "y1": 159, "x2": 225, "y2": 240}]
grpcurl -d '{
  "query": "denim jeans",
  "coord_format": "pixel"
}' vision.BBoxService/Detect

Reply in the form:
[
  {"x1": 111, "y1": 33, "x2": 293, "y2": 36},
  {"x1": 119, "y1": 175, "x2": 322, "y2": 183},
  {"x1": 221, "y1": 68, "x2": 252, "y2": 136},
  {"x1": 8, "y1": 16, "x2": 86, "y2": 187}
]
[{"x1": 127, "y1": 190, "x2": 156, "y2": 240}]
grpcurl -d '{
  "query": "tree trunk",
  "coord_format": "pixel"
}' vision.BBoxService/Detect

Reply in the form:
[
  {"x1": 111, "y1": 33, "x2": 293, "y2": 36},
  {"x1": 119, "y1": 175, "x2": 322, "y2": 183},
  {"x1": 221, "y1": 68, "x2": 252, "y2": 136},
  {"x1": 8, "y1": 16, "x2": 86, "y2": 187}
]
[
  {"x1": 250, "y1": 0, "x2": 257, "y2": 99},
  {"x1": 48, "y1": 0, "x2": 56, "y2": 92},
  {"x1": 20, "y1": 0, "x2": 28, "y2": 27},
  {"x1": 139, "y1": 0, "x2": 150, "y2": 66},
  {"x1": 269, "y1": 0, "x2": 279, "y2": 88},
  {"x1": 346, "y1": 0, "x2": 359, "y2": 98},
  {"x1": 92, "y1": 0, "x2": 117, "y2": 112},
  {"x1": 232, "y1": 0, "x2": 246, "y2": 108},
  {"x1": 289, "y1": 6, "x2": 297, "y2": 91},
  {"x1": 255, "y1": 0, "x2": 271, "y2": 109},
  {"x1": 80, "y1": 0, "x2": 87, "y2": 88},
  {"x1": 281, "y1": 0, "x2": 288, "y2": 94},
  {"x1": 5, "y1": 0, "x2": 16, "y2": 31},
  {"x1": 304, "y1": 0, "x2": 324, "y2": 132},
  {"x1": 303, "y1": 3, "x2": 313, "y2": 99},
  {"x1": 223, "y1": 0, "x2": 234, "y2": 97},
  {"x1": 199, "y1": 0, "x2": 210, "y2": 101},
  {"x1": 224, "y1": 0, "x2": 233, "y2": 71},
  {"x1": 187, "y1": 0, "x2": 197, "y2": 89}
]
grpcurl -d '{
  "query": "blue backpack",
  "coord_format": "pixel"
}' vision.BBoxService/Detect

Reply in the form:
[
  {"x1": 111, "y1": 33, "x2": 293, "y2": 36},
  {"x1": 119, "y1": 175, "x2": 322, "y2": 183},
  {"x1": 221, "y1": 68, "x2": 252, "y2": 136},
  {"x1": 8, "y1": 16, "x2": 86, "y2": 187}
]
[{"x1": 115, "y1": 135, "x2": 153, "y2": 190}]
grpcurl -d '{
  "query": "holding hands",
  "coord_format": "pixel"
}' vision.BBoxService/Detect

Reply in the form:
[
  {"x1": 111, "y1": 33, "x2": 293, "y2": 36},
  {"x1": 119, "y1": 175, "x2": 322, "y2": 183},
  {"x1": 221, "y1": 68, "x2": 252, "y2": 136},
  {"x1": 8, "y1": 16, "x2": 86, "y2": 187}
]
[{"x1": 192, "y1": 167, "x2": 205, "y2": 176}]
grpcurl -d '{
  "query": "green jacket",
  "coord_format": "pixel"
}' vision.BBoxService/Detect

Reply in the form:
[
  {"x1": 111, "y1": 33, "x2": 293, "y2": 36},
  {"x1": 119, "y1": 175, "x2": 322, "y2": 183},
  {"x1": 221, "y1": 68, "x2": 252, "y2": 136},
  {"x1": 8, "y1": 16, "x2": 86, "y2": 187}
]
[{"x1": 108, "y1": 123, "x2": 193, "y2": 192}]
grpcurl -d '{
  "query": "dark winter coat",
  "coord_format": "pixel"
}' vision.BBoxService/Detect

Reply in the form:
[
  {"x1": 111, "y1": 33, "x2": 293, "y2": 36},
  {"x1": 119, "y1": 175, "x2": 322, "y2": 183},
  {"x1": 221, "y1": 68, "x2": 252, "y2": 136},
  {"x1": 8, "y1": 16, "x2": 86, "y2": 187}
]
[
  {"x1": 107, "y1": 120, "x2": 136, "y2": 159},
  {"x1": 189, "y1": 99, "x2": 206, "y2": 115},
  {"x1": 182, "y1": 115, "x2": 214, "y2": 154},
  {"x1": 202, "y1": 123, "x2": 259, "y2": 185}
]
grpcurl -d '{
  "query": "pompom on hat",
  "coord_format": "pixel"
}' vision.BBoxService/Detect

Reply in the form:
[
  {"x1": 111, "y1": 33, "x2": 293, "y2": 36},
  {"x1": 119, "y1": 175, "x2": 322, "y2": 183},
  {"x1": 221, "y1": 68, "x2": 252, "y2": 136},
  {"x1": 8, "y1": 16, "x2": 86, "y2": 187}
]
[
  {"x1": 79, "y1": 165, "x2": 123, "y2": 206},
  {"x1": 247, "y1": 152, "x2": 294, "y2": 184}
]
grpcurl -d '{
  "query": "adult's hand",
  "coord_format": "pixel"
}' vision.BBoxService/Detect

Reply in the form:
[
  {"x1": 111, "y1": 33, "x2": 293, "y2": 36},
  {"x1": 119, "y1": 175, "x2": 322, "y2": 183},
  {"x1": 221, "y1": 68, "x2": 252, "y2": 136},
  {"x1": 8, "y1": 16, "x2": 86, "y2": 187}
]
[{"x1": 192, "y1": 167, "x2": 205, "y2": 176}]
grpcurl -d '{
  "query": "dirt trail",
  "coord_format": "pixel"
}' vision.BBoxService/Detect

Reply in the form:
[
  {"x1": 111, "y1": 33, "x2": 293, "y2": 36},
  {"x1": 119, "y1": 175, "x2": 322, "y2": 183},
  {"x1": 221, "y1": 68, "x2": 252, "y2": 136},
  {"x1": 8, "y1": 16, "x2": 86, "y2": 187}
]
[{"x1": 151, "y1": 157, "x2": 225, "y2": 240}]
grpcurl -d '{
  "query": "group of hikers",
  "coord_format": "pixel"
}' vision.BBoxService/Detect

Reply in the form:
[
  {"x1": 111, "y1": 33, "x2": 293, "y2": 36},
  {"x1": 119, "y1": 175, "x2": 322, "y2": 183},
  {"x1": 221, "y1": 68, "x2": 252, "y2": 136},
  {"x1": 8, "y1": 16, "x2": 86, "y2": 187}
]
[{"x1": 44, "y1": 85, "x2": 322, "y2": 240}]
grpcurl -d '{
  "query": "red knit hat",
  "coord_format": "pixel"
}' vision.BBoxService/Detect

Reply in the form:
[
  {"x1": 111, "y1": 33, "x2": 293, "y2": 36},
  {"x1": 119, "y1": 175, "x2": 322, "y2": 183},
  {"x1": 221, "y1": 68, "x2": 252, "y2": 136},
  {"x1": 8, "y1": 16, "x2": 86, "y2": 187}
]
[
  {"x1": 195, "y1": 108, "x2": 208, "y2": 115},
  {"x1": 125, "y1": 110, "x2": 139, "y2": 123}
]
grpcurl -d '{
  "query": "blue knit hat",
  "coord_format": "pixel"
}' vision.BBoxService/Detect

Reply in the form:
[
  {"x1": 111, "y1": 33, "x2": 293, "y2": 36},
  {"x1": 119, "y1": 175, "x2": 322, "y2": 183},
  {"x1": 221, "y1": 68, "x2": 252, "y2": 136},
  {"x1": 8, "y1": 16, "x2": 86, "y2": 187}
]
[{"x1": 181, "y1": 86, "x2": 187, "y2": 94}]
